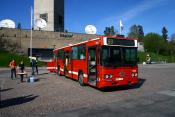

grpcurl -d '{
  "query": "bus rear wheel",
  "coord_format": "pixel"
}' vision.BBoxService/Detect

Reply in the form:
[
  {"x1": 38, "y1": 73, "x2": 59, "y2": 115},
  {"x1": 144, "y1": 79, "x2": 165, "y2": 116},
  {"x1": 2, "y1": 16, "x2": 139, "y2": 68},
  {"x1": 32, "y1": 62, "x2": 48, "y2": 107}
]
[{"x1": 78, "y1": 73, "x2": 85, "y2": 86}]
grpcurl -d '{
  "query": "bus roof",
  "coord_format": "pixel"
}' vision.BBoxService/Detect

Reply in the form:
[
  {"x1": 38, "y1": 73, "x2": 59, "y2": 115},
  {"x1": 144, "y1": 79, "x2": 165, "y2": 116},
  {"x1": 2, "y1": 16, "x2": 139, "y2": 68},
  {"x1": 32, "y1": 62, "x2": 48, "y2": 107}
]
[{"x1": 53, "y1": 36, "x2": 137, "y2": 52}]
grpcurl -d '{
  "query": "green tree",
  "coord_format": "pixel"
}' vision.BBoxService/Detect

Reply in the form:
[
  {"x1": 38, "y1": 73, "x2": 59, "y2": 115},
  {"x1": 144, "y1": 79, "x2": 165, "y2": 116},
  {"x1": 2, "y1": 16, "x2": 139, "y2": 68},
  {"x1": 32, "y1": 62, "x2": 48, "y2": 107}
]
[
  {"x1": 128, "y1": 25, "x2": 138, "y2": 38},
  {"x1": 128, "y1": 25, "x2": 144, "y2": 41},
  {"x1": 138, "y1": 25, "x2": 144, "y2": 41},
  {"x1": 144, "y1": 33, "x2": 164, "y2": 55},
  {"x1": 104, "y1": 26, "x2": 115, "y2": 36},
  {"x1": 162, "y1": 27, "x2": 168, "y2": 42},
  {"x1": 168, "y1": 41, "x2": 175, "y2": 55},
  {"x1": 171, "y1": 33, "x2": 175, "y2": 41}
]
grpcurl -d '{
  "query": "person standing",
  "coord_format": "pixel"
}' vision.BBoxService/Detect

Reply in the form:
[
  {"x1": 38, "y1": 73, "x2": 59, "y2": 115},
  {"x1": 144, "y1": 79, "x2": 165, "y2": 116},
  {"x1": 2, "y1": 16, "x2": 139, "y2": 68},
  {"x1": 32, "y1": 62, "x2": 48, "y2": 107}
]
[
  {"x1": 146, "y1": 54, "x2": 151, "y2": 64},
  {"x1": 35, "y1": 59, "x2": 38, "y2": 75},
  {"x1": 18, "y1": 60, "x2": 25, "y2": 82},
  {"x1": 31, "y1": 58, "x2": 36, "y2": 75},
  {"x1": 9, "y1": 59, "x2": 17, "y2": 79}
]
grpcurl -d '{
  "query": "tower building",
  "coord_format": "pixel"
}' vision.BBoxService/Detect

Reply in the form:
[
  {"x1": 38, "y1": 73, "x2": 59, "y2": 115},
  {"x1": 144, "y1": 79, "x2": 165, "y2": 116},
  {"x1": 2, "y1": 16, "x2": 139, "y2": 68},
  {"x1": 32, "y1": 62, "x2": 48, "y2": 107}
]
[{"x1": 34, "y1": 0, "x2": 64, "y2": 32}]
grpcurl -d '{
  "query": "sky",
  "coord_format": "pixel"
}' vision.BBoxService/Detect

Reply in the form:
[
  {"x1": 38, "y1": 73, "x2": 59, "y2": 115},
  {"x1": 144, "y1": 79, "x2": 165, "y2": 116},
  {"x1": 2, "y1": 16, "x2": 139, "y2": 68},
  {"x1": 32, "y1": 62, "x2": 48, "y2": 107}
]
[{"x1": 0, "y1": 0, "x2": 175, "y2": 39}]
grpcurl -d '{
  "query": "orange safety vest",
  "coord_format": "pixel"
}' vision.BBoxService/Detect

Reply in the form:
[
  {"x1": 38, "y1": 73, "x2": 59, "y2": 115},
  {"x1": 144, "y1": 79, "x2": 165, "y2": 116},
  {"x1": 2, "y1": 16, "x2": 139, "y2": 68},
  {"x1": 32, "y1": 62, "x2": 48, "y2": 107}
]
[{"x1": 9, "y1": 61, "x2": 17, "y2": 69}]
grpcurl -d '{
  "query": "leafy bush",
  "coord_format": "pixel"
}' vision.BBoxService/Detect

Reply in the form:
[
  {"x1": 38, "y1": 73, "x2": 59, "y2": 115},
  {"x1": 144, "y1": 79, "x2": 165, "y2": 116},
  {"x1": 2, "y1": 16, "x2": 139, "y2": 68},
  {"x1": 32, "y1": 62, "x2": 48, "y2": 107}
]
[{"x1": 0, "y1": 50, "x2": 45, "y2": 67}]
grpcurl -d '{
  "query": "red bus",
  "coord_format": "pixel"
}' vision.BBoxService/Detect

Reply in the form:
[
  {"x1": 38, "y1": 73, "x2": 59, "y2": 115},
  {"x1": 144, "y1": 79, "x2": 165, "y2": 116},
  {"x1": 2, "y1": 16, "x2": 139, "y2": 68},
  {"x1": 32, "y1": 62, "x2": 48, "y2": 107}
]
[{"x1": 47, "y1": 36, "x2": 138, "y2": 88}]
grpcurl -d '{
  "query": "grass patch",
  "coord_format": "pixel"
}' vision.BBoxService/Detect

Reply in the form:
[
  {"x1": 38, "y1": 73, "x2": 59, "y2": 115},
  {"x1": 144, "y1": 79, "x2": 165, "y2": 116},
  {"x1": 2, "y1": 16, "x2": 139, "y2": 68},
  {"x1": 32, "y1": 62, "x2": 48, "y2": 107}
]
[
  {"x1": 0, "y1": 50, "x2": 46, "y2": 67},
  {"x1": 1, "y1": 50, "x2": 174, "y2": 67},
  {"x1": 138, "y1": 52, "x2": 175, "y2": 63}
]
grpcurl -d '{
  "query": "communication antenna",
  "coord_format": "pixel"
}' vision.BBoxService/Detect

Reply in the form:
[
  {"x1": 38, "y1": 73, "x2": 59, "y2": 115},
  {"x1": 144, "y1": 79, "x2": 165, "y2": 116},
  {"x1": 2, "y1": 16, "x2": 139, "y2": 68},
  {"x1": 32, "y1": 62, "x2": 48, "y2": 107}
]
[
  {"x1": 85, "y1": 25, "x2": 97, "y2": 34},
  {"x1": 34, "y1": 18, "x2": 47, "y2": 29},
  {"x1": 0, "y1": 19, "x2": 15, "y2": 28}
]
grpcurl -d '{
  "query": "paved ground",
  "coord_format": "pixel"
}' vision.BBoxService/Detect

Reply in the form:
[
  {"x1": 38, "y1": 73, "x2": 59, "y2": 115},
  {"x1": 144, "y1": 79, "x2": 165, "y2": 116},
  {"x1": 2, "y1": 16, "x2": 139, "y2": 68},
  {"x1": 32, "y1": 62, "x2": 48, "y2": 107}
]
[{"x1": 0, "y1": 64, "x2": 175, "y2": 117}]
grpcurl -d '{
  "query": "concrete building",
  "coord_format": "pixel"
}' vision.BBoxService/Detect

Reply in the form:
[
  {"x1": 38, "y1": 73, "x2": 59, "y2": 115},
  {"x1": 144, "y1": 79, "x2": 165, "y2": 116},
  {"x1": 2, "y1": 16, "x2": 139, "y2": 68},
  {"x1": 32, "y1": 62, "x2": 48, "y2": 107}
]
[
  {"x1": 34, "y1": 0, "x2": 64, "y2": 32},
  {"x1": 138, "y1": 42, "x2": 144, "y2": 52},
  {"x1": 0, "y1": 28, "x2": 98, "y2": 59}
]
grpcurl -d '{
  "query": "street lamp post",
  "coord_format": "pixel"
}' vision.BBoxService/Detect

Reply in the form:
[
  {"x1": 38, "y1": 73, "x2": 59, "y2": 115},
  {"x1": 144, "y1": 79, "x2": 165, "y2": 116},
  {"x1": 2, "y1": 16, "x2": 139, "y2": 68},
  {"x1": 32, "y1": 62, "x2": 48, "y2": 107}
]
[{"x1": 30, "y1": 6, "x2": 33, "y2": 59}]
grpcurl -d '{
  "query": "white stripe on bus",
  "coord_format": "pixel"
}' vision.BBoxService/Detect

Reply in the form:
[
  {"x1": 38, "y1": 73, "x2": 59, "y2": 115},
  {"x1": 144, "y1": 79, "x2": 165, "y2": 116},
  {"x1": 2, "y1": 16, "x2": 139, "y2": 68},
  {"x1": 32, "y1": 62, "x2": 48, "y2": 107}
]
[
  {"x1": 47, "y1": 67, "x2": 55, "y2": 69},
  {"x1": 47, "y1": 67, "x2": 88, "y2": 78},
  {"x1": 60, "y1": 68, "x2": 64, "y2": 72},
  {"x1": 68, "y1": 71, "x2": 88, "y2": 78}
]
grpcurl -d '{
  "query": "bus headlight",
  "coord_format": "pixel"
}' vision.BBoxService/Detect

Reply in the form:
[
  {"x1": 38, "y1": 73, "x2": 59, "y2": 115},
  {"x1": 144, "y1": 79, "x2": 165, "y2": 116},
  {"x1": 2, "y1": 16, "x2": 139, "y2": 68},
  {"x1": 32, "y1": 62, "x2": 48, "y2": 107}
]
[
  {"x1": 104, "y1": 74, "x2": 113, "y2": 79},
  {"x1": 132, "y1": 73, "x2": 135, "y2": 77},
  {"x1": 132, "y1": 73, "x2": 138, "y2": 77}
]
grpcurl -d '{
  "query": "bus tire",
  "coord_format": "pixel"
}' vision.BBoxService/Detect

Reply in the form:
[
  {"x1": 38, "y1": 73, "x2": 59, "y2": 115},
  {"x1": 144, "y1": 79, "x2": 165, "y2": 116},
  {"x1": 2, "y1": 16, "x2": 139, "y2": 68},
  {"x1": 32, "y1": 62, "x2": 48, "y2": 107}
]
[{"x1": 78, "y1": 72, "x2": 85, "y2": 86}]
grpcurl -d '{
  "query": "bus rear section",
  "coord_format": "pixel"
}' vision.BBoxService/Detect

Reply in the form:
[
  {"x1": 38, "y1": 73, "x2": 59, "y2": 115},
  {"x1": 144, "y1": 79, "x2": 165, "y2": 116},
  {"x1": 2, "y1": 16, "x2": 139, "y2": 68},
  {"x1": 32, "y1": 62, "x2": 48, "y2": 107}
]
[
  {"x1": 47, "y1": 49, "x2": 59, "y2": 73},
  {"x1": 47, "y1": 60, "x2": 56, "y2": 72}
]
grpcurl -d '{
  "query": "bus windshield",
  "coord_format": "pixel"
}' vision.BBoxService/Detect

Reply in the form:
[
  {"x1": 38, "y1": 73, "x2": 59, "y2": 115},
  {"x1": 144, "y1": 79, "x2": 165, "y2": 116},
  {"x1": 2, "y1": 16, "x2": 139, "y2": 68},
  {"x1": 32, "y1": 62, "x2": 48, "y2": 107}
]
[
  {"x1": 100, "y1": 46, "x2": 137, "y2": 67},
  {"x1": 122, "y1": 47, "x2": 137, "y2": 66}
]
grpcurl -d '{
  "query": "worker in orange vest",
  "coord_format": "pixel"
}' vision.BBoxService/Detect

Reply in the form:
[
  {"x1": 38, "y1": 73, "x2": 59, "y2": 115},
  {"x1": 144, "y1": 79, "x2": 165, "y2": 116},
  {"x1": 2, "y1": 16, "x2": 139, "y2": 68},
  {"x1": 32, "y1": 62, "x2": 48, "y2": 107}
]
[{"x1": 9, "y1": 59, "x2": 17, "y2": 79}]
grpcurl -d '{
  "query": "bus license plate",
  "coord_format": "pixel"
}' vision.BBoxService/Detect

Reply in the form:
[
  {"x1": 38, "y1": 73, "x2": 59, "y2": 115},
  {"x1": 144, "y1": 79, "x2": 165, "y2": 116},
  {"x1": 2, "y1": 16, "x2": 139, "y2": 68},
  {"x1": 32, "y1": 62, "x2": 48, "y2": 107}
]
[{"x1": 116, "y1": 78, "x2": 123, "y2": 81}]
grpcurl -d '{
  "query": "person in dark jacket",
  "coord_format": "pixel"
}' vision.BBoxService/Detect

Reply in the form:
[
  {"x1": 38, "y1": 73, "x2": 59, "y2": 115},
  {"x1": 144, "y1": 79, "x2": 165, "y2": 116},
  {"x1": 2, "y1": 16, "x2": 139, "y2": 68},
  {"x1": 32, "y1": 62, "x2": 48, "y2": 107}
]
[
  {"x1": 31, "y1": 59, "x2": 36, "y2": 75},
  {"x1": 35, "y1": 59, "x2": 38, "y2": 75},
  {"x1": 19, "y1": 60, "x2": 25, "y2": 82}
]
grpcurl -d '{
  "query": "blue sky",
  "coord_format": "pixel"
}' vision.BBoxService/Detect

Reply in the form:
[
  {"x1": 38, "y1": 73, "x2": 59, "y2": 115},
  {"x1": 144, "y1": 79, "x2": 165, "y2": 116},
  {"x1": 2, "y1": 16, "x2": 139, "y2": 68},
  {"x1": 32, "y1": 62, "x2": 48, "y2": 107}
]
[{"x1": 0, "y1": 0, "x2": 175, "y2": 38}]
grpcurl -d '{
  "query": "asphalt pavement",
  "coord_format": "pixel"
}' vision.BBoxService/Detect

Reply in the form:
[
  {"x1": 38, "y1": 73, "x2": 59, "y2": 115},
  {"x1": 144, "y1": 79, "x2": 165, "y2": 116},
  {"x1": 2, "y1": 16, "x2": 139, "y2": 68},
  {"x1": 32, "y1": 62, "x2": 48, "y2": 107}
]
[{"x1": 0, "y1": 64, "x2": 175, "y2": 117}]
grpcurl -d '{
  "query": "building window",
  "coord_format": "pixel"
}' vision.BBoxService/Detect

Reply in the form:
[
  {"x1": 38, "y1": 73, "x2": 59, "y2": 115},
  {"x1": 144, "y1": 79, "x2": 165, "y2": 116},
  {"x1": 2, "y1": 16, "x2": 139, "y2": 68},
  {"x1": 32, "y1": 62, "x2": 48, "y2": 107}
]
[
  {"x1": 40, "y1": 13, "x2": 48, "y2": 22},
  {"x1": 59, "y1": 15, "x2": 63, "y2": 26}
]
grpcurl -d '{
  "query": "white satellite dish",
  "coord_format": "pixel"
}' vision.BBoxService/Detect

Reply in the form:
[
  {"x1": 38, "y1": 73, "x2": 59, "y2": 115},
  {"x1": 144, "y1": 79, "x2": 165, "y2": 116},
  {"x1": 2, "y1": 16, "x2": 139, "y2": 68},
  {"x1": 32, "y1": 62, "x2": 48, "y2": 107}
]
[
  {"x1": 85, "y1": 25, "x2": 97, "y2": 34},
  {"x1": 35, "y1": 18, "x2": 47, "y2": 29},
  {"x1": 0, "y1": 19, "x2": 15, "y2": 28}
]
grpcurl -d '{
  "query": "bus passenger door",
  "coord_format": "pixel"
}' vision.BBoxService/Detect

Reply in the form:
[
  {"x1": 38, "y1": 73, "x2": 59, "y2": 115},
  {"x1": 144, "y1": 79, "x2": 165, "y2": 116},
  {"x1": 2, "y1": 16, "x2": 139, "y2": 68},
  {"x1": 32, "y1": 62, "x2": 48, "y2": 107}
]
[
  {"x1": 88, "y1": 46, "x2": 97, "y2": 86},
  {"x1": 64, "y1": 50, "x2": 72, "y2": 77}
]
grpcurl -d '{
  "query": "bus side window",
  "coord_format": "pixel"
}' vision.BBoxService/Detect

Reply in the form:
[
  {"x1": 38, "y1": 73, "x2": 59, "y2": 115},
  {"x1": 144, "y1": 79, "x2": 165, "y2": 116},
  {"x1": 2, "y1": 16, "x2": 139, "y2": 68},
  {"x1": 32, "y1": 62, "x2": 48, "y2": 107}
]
[
  {"x1": 89, "y1": 49, "x2": 96, "y2": 65},
  {"x1": 78, "y1": 45, "x2": 86, "y2": 60},
  {"x1": 72, "y1": 47, "x2": 78, "y2": 59}
]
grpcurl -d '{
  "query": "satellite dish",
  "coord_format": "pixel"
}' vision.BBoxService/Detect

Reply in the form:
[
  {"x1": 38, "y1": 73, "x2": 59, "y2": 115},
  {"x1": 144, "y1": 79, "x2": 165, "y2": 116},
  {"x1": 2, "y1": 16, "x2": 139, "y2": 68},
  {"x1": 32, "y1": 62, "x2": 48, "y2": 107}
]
[
  {"x1": 0, "y1": 19, "x2": 15, "y2": 28},
  {"x1": 35, "y1": 18, "x2": 47, "y2": 29},
  {"x1": 85, "y1": 25, "x2": 97, "y2": 34}
]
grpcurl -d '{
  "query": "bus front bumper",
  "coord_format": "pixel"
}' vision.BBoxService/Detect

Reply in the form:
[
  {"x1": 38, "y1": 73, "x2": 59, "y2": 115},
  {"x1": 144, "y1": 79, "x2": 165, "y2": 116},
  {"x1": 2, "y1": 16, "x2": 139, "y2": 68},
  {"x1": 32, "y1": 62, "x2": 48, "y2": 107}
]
[{"x1": 97, "y1": 78, "x2": 139, "y2": 88}]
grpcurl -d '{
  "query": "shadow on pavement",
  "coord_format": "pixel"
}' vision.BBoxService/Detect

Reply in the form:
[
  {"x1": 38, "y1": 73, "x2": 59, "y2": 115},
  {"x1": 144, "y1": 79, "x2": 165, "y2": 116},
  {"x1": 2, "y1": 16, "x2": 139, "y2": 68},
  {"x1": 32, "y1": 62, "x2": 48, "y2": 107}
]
[
  {"x1": 38, "y1": 72, "x2": 50, "y2": 75},
  {"x1": 0, "y1": 88, "x2": 13, "y2": 92},
  {"x1": 0, "y1": 94, "x2": 38, "y2": 108},
  {"x1": 99, "y1": 78, "x2": 146, "y2": 92}
]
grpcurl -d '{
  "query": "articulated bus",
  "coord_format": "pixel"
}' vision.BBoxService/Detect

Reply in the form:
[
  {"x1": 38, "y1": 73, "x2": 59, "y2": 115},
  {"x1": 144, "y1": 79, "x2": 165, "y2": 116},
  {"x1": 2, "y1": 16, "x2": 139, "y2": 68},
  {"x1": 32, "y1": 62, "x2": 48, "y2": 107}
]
[{"x1": 47, "y1": 36, "x2": 138, "y2": 88}]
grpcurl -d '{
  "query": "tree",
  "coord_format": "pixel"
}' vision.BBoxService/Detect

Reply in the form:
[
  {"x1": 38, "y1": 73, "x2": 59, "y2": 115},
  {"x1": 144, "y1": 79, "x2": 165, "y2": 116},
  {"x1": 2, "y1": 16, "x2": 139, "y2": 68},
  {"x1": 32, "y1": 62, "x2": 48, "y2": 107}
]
[
  {"x1": 168, "y1": 41, "x2": 175, "y2": 55},
  {"x1": 144, "y1": 33, "x2": 165, "y2": 55},
  {"x1": 128, "y1": 25, "x2": 144, "y2": 41},
  {"x1": 171, "y1": 33, "x2": 175, "y2": 41},
  {"x1": 104, "y1": 26, "x2": 116, "y2": 36},
  {"x1": 128, "y1": 25, "x2": 138, "y2": 38},
  {"x1": 162, "y1": 27, "x2": 168, "y2": 42},
  {"x1": 138, "y1": 25, "x2": 144, "y2": 41}
]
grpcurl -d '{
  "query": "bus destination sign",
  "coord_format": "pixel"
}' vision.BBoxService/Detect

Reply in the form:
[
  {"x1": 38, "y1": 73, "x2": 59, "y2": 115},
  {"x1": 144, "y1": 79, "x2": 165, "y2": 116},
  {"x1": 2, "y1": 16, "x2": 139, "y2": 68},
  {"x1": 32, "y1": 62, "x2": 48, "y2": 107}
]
[{"x1": 107, "y1": 38, "x2": 135, "y2": 46}]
